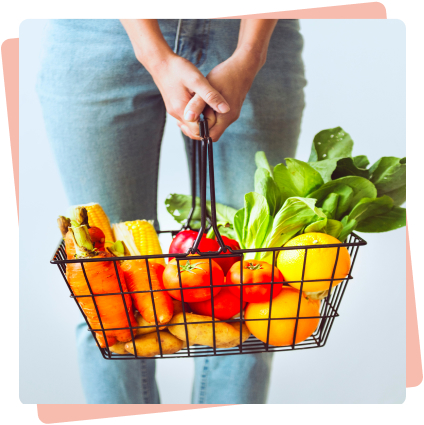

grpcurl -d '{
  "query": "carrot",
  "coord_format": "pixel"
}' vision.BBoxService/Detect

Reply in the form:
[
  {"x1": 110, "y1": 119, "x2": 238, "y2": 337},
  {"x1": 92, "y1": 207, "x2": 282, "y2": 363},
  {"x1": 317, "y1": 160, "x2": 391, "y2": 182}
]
[
  {"x1": 66, "y1": 225, "x2": 137, "y2": 344},
  {"x1": 58, "y1": 208, "x2": 106, "y2": 259},
  {"x1": 58, "y1": 216, "x2": 76, "y2": 259},
  {"x1": 112, "y1": 223, "x2": 173, "y2": 325},
  {"x1": 150, "y1": 262, "x2": 165, "y2": 287},
  {"x1": 69, "y1": 206, "x2": 106, "y2": 250},
  {"x1": 121, "y1": 260, "x2": 173, "y2": 325}
]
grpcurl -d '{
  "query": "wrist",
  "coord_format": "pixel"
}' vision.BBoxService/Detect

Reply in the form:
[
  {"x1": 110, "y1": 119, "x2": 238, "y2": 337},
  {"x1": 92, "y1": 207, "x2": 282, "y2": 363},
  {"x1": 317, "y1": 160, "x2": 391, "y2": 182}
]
[
  {"x1": 134, "y1": 42, "x2": 175, "y2": 73},
  {"x1": 232, "y1": 44, "x2": 268, "y2": 73}
]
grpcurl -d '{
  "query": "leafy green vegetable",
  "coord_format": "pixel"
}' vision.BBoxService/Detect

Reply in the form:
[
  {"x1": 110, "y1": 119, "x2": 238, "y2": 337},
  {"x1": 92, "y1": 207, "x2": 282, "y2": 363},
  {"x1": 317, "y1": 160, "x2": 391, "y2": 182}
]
[
  {"x1": 165, "y1": 194, "x2": 202, "y2": 228},
  {"x1": 309, "y1": 127, "x2": 353, "y2": 161},
  {"x1": 308, "y1": 158, "x2": 339, "y2": 183},
  {"x1": 329, "y1": 185, "x2": 355, "y2": 218},
  {"x1": 255, "y1": 151, "x2": 274, "y2": 178},
  {"x1": 233, "y1": 208, "x2": 245, "y2": 249},
  {"x1": 242, "y1": 192, "x2": 273, "y2": 252},
  {"x1": 355, "y1": 207, "x2": 406, "y2": 233},
  {"x1": 254, "y1": 168, "x2": 282, "y2": 216},
  {"x1": 347, "y1": 195, "x2": 394, "y2": 224},
  {"x1": 332, "y1": 157, "x2": 370, "y2": 180},
  {"x1": 254, "y1": 197, "x2": 324, "y2": 262},
  {"x1": 320, "y1": 193, "x2": 339, "y2": 219},
  {"x1": 165, "y1": 194, "x2": 237, "y2": 230},
  {"x1": 369, "y1": 157, "x2": 406, "y2": 206},
  {"x1": 308, "y1": 176, "x2": 377, "y2": 215},
  {"x1": 353, "y1": 155, "x2": 370, "y2": 169},
  {"x1": 325, "y1": 219, "x2": 343, "y2": 239},
  {"x1": 274, "y1": 158, "x2": 323, "y2": 204},
  {"x1": 167, "y1": 125, "x2": 406, "y2": 250},
  {"x1": 339, "y1": 217, "x2": 358, "y2": 242}
]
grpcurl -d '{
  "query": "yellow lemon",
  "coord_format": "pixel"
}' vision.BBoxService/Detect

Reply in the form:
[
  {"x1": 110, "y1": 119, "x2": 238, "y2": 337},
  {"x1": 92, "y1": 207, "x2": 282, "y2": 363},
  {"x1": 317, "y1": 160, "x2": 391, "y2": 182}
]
[{"x1": 276, "y1": 233, "x2": 351, "y2": 293}]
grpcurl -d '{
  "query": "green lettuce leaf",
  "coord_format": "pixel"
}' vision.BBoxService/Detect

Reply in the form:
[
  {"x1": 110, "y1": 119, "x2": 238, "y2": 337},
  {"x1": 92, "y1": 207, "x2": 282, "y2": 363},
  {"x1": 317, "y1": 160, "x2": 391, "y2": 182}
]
[
  {"x1": 274, "y1": 158, "x2": 323, "y2": 204},
  {"x1": 233, "y1": 208, "x2": 245, "y2": 249},
  {"x1": 339, "y1": 217, "x2": 358, "y2": 242},
  {"x1": 165, "y1": 194, "x2": 238, "y2": 230},
  {"x1": 320, "y1": 193, "x2": 339, "y2": 219},
  {"x1": 309, "y1": 127, "x2": 353, "y2": 162},
  {"x1": 355, "y1": 207, "x2": 406, "y2": 233},
  {"x1": 325, "y1": 219, "x2": 343, "y2": 239},
  {"x1": 353, "y1": 155, "x2": 370, "y2": 169},
  {"x1": 308, "y1": 158, "x2": 339, "y2": 183},
  {"x1": 369, "y1": 157, "x2": 406, "y2": 206},
  {"x1": 255, "y1": 151, "x2": 274, "y2": 178},
  {"x1": 239, "y1": 192, "x2": 273, "y2": 252},
  {"x1": 347, "y1": 195, "x2": 394, "y2": 224},
  {"x1": 255, "y1": 197, "x2": 323, "y2": 262},
  {"x1": 332, "y1": 157, "x2": 370, "y2": 180},
  {"x1": 308, "y1": 176, "x2": 377, "y2": 216},
  {"x1": 254, "y1": 168, "x2": 282, "y2": 216}
]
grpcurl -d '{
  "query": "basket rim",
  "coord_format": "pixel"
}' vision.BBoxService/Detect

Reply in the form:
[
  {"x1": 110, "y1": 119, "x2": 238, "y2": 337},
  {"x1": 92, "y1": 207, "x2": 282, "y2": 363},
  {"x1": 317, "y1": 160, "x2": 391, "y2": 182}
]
[{"x1": 50, "y1": 231, "x2": 367, "y2": 264}]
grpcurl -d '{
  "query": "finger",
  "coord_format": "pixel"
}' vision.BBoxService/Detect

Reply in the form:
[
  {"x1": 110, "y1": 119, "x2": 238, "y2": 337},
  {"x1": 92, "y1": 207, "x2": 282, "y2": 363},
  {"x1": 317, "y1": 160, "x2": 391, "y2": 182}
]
[
  {"x1": 184, "y1": 106, "x2": 216, "y2": 138},
  {"x1": 203, "y1": 106, "x2": 217, "y2": 129},
  {"x1": 191, "y1": 79, "x2": 230, "y2": 115},
  {"x1": 208, "y1": 125, "x2": 225, "y2": 142},
  {"x1": 208, "y1": 115, "x2": 231, "y2": 142},
  {"x1": 177, "y1": 121, "x2": 201, "y2": 140},
  {"x1": 183, "y1": 94, "x2": 207, "y2": 122}
]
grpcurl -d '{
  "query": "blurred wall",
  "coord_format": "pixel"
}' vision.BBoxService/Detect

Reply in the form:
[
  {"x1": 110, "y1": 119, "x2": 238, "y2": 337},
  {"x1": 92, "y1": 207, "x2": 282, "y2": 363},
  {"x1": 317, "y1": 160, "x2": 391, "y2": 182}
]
[{"x1": 19, "y1": 19, "x2": 406, "y2": 404}]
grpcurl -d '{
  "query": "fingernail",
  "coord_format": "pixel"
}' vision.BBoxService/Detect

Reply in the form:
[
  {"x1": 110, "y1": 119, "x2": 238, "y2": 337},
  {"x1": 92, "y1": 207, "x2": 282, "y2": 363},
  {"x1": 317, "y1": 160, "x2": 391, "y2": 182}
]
[
  {"x1": 217, "y1": 103, "x2": 230, "y2": 113},
  {"x1": 184, "y1": 111, "x2": 196, "y2": 121}
]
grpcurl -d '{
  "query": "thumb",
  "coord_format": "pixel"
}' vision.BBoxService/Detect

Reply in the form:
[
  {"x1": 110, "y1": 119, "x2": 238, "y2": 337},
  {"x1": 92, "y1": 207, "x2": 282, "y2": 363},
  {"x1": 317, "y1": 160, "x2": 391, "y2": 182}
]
[
  {"x1": 183, "y1": 94, "x2": 207, "y2": 122},
  {"x1": 191, "y1": 79, "x2": 230, "y2": 115}
]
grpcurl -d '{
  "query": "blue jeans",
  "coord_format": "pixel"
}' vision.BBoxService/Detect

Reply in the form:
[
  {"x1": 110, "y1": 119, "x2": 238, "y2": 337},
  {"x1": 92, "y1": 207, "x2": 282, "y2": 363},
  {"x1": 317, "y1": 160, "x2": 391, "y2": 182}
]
[{"x1": 37, "y1": 19, "x2": 306, "y2": 404}]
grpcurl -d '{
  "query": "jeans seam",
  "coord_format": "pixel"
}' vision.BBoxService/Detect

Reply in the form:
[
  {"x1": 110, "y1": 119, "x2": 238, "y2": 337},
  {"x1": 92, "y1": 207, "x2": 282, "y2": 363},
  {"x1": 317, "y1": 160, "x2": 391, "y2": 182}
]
[
  {"x1": 198, "y1": 358, "x2": 209, "y2": 404},
  {"x1": 153, "y1": 103, "x2": 167, "y2": 231},
  {"x1": 140, "y1": 360, "x2": 151, "y2": 403},
  {"x1": 196, "y1": 19, "x2": 210, "y2": 68}
]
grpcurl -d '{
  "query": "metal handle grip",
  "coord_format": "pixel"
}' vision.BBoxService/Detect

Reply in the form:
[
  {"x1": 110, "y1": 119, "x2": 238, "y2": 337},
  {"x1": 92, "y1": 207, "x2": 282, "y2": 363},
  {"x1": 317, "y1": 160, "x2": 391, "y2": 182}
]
[{"x1": 187, "y1": 117, "x2": 229, "y2": 254}]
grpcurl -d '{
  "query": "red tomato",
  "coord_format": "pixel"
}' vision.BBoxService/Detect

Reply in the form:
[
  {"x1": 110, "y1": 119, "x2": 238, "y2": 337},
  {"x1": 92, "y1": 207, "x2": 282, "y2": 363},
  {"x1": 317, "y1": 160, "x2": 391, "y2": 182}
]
[
  {"x1": 189, "y1": 285, "x2": 246, "y2": 320},
  {"x1": 214, "y1": 235, "x2": 241, "y2": 275},
  {"x1": 88, "y1": 227, "x2": 105, "y2": 251},
  {"x1": 169, "y1": 230, "x2": 220, "y2": 260},
  {"x1": 227, "y1": 260, "x2": 284, "y2": 303},
  {"x1": 162, "y1": 256, "x2": 223, "y2": 302}
]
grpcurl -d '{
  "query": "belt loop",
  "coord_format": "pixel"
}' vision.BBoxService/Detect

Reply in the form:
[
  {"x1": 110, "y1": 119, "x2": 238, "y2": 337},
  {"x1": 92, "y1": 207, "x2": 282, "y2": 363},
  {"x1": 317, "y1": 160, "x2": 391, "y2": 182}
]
[{"x1": 174, "y1": 19, "x2": 182, "y2": 54}]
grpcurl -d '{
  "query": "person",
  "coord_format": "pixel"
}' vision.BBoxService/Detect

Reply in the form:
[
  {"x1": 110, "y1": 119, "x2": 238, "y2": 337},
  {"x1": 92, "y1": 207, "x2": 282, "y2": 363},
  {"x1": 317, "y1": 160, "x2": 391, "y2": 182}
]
[{"x1": 37, "y1": 18, "x2": 306, "y2": 404}]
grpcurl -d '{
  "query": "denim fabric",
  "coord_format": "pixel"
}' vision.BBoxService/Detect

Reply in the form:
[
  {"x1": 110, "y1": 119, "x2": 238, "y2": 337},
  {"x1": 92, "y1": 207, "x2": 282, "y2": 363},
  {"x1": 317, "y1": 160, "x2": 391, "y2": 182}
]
[{"x1": 37, "y1": 19, "x2": 306, "y2": 404}]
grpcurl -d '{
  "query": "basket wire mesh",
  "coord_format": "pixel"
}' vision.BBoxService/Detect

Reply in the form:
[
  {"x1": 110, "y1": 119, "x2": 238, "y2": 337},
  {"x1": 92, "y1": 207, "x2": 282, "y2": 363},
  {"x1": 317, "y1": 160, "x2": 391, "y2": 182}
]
[{"x1": 51, "y1": 118, "x2": 366, "y2": 360}]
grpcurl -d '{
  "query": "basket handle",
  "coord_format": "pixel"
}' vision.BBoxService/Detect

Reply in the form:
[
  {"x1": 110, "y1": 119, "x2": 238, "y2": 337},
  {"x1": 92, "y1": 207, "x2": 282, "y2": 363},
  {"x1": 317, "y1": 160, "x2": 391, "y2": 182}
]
[{"x1": 189, "y1": 116, "x2": 230, "y2": 254}]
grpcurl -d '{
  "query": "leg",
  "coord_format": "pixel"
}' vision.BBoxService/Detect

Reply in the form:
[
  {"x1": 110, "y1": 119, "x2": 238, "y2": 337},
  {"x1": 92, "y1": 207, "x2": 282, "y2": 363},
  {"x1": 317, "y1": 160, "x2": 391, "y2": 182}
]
[
  {"x1": 191, "y1": 353, "x2": 273, "y2": 404},
  {"x1": 76, "y1": 322, "x2": 160, "y2": 404},
  {"x1": 182, "y1": 19, "x2": 306, "y2": 403},
  {"x1": 37, "y1": 19, "x2": 168, "y2": 224},
  {"x1": 37, "y1": 19, "x2": 175, "y2": 403}
]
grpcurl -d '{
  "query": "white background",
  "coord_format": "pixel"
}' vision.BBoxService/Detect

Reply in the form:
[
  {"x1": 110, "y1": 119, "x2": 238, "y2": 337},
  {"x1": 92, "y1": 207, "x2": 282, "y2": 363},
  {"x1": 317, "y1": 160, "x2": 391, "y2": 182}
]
[{"x1": 0, "y1": 0, "x2": 422, "y2": 424}]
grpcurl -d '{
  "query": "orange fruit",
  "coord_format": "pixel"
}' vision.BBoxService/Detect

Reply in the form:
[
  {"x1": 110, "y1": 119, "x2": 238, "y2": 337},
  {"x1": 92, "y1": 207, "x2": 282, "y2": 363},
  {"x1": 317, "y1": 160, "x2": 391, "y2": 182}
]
[
  {"x1": 245, "y1": 287, "x2": 320, "y2": 346},
  {"x1": 276, "y1": 232, "x2": 351, "y2": 293}
]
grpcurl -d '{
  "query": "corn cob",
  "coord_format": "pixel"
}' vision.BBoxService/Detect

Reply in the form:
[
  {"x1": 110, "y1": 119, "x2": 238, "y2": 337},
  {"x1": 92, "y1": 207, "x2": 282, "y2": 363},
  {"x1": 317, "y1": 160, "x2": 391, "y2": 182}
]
[
  {"x1": 69, "y1": 203, "x2": 114, "y2": 245},
  {"x1": 113, "y1": 220, "x2": 165, "y2": 266}
]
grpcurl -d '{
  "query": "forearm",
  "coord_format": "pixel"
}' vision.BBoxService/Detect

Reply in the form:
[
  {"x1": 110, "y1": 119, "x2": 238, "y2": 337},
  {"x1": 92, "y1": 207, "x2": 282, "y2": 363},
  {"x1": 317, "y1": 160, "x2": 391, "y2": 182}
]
[
  {"x1": 235, "y1": 19, "x2": 278, "y2": 68},
  {"x1": 120, "y1": 19, "x2": 174, "y2": 72}
]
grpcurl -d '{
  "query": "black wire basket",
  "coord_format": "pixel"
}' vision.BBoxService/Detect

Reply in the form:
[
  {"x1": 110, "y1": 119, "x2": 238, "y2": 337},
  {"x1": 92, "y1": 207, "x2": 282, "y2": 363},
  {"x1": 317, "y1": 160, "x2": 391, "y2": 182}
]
[{"x1": 51, "y1": 119, "x2": 366, "y2": 360}]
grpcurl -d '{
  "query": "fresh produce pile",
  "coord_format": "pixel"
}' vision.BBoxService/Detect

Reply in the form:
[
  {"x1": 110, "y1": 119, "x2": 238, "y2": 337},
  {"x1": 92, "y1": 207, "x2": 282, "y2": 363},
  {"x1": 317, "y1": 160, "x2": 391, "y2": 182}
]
[
  {"x1": 56, "y1": 127, "x2": 406, "y2": 356},
  {"x1": 57, "y1": 204, "x2": 252, "y2": 356}
]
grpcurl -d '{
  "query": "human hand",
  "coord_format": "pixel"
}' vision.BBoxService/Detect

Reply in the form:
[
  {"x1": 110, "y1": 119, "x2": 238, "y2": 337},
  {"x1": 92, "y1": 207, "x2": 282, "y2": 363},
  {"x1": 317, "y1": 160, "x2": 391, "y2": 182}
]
[
  {"x1": 181, "y1": 49, "x2": 265, "y2": 141},
  {"x1": 146, "y1": 53, "x2": 231, "y2": 139}
]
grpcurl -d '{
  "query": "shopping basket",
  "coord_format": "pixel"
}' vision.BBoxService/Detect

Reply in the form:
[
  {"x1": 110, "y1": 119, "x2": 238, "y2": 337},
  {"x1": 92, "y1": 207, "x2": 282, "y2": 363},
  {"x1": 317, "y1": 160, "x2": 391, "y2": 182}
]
[{"x1": 51, "y1": 118, "x2": 367, "y2": 360}]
